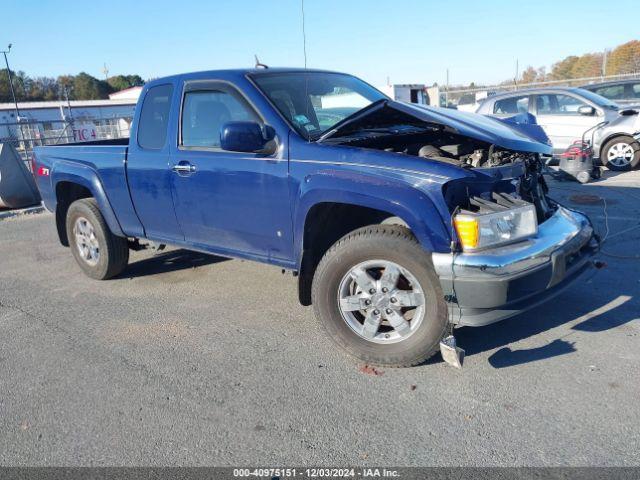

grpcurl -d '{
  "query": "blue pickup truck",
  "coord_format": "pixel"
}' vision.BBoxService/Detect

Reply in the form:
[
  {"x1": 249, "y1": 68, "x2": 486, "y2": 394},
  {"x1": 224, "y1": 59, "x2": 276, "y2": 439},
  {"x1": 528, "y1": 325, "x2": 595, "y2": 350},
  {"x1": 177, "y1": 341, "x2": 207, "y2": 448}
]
[{"x1": 32, "y1": 68, "x2": 598, "y2": 367}]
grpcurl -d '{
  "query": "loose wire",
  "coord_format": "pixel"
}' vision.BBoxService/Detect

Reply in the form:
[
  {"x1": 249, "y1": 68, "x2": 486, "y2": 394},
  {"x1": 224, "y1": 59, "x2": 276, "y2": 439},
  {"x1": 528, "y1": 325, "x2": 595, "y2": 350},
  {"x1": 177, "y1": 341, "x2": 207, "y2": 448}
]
[{"x1": 550, "y1": 179, "x2": 640, "y2": 259}]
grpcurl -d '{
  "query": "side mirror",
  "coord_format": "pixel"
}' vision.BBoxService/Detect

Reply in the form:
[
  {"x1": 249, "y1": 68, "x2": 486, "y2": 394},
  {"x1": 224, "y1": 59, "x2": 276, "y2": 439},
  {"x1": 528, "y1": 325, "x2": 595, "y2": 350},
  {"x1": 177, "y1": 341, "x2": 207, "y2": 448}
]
[
  {"x1": 220, "y1": 121, "x2": 277, "y2": 154},
  {"x1": 578, "y1": 105, "x2": 596, "y2": 116}
]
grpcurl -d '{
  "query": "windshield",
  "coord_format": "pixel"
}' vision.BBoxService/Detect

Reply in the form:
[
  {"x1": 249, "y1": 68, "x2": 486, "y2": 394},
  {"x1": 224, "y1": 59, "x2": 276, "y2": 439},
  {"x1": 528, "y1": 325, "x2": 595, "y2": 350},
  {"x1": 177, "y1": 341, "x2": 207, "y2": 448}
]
[
  {"x1": 251, "y1": 72, "x2": 387, "y2": 139},
  {"x1": 576, "y1": 88, "x2": 620, "y2": 109}
]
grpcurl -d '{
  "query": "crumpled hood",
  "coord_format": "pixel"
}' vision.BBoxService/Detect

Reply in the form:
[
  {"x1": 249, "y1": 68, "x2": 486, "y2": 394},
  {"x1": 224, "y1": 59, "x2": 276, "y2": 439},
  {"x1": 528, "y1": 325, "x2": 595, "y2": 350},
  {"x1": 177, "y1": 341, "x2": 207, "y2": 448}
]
[{"x1": 320, "y1": 100, "x2": 553, "y2": 155}]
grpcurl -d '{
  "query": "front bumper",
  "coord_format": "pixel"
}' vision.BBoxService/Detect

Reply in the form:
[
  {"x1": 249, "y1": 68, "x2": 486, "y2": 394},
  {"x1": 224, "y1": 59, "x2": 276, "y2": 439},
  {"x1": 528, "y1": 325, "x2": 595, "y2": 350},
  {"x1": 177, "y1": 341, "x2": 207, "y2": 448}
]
[{"x1": 432, "y1": 206, "x2": 598, "y2": 326}]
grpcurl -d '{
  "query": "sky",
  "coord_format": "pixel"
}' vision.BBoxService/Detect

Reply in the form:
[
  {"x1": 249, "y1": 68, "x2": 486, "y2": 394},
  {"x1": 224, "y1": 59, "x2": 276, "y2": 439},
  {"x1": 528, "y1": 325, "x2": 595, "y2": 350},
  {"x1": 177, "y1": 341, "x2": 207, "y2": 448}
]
[{"x1": 2, "y1": 0, "x2": 637, "y2": 89}]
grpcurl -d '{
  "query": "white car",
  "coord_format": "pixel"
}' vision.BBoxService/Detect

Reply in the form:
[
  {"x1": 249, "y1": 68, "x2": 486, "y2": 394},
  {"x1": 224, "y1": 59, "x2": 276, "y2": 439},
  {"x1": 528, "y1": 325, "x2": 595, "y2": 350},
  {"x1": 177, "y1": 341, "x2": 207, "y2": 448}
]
[{"x1": 476, "y1": 87, "x2": 640, "y2": 170}]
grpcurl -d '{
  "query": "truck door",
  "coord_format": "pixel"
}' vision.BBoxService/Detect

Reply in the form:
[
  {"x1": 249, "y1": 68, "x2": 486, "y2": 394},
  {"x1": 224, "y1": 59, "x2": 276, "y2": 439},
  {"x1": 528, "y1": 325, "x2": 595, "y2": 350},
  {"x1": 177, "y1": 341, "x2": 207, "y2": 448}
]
[
  {"x1": 533, "y1": 93, "x2": 600, "y2": 155},
  {"x1": 127, "y1": 83, "x2": 185, "y2": 242},
  {"x1": 168, "y1": 81, "x2": 293, "y2": 262}
]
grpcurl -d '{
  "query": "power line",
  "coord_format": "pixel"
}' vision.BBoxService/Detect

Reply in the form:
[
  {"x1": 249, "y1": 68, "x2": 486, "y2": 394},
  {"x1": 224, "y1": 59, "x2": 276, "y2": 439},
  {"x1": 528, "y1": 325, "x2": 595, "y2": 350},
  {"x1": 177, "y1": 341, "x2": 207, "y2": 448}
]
[{"x1": 301, "y1": 0, "x2": 307, "y2": 69}]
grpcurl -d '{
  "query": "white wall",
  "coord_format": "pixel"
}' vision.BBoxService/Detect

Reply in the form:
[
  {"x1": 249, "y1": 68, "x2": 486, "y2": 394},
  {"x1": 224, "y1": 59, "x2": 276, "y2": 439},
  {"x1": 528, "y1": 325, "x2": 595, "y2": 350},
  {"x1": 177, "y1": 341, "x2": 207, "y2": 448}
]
[{"x1": 108, "y1": 87, "x2": 143, "y2": 101}]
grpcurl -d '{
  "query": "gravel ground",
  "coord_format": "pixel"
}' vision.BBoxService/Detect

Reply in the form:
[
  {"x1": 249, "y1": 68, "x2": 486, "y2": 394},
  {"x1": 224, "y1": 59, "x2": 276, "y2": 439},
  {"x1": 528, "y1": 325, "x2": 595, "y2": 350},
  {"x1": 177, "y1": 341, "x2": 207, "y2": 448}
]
[{"x1": 0, "y1": 170, "x2": 638, "y2": 466}]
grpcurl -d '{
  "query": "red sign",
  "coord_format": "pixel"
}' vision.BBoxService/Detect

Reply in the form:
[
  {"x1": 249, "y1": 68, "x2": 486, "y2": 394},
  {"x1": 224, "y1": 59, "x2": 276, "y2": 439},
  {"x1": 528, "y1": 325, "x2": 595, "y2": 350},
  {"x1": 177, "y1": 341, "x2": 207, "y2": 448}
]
[{"x1": 72, "y1": 124, "x2": 97, "y2": 142}]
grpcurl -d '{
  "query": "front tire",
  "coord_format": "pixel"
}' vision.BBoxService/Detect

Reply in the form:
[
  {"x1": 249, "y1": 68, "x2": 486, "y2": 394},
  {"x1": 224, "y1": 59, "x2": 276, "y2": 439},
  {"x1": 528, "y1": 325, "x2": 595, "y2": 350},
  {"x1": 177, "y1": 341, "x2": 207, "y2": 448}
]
[
  {"x1": 601, "y1": 135, "x2": 640, "y2": 171},
  {"x1": 311, "y1": 225, "x2": 449, "y2": 367},
  {"x1": 65, "y1": 198, "x2": 129, "y2": 280}
]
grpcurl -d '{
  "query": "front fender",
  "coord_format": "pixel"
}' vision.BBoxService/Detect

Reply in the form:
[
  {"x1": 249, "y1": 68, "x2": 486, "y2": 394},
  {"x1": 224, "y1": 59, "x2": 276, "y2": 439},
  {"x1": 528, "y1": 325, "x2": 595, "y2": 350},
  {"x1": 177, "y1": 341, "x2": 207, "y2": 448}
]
[
  {"x1": 52, "y1": 161, "x2": 125, "y2": 237},
  {"x1": 293, "y1": 168, "x2": 452, "y2": 266},
  {"x1": 593, "y1": 115, "x2": 640, "y2": 158}
]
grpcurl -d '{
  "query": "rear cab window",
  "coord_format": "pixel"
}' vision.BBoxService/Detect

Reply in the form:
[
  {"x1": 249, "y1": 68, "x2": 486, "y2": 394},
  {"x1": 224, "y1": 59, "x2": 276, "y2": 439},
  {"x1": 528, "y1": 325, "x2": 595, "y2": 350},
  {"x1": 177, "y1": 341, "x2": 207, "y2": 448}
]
[{"x1": 137, "y1": 84, "x2": 174, "y2": 150}]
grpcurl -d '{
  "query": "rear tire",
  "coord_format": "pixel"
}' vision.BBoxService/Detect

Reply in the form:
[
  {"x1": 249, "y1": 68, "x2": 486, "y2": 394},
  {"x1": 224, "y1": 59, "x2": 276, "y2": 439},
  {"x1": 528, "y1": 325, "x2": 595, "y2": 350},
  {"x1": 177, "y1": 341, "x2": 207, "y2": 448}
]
[
  {"x1": 311, "y1": 225, "x2": 449, "y2": 367},
  {"x1": 601, "y1": 135, "x2": 640, "y2": 171},
  {"x1": 65, "y1": 198, "x2": 129, "y2": 280}
]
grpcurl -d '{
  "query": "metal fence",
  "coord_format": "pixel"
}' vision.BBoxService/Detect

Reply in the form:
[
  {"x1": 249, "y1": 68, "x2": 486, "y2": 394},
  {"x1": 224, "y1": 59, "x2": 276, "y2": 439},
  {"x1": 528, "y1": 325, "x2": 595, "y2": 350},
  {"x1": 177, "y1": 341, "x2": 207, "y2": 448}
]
[
  {"x1": 439, "y1": 71, "x2": 640, "y2": 109},
  {"x1": 0, "y1": 117, "x2": 132, "y2": 171}
]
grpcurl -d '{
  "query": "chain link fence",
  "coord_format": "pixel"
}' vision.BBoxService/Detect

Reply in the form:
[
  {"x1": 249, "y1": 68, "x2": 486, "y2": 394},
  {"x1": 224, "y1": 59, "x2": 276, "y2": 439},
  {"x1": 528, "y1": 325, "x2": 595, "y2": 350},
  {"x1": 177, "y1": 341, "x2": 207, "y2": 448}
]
[
  {"x1": 439, "y1": 71, "x2": 640, "y2": 110},
  {"x1": 0, "y1": 116, "x2": 132, "y2": 172}
]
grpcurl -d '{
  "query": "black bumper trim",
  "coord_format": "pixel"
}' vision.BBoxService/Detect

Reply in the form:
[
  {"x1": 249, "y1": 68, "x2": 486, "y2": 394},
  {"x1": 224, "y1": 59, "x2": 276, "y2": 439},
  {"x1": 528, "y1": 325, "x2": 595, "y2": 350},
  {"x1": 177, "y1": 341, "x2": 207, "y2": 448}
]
[
  {"x1": 442, "y1": 235, "x2": 598, "y2": 327},
  {"x1": 447, "y1": 260, "x2": 593, "y2": 326}
]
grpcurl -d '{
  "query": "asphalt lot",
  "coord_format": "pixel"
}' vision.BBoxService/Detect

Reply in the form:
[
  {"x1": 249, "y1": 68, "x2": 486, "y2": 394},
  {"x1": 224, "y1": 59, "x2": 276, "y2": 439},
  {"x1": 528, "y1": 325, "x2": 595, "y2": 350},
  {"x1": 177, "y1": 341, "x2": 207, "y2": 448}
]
[{"x1": 0, "y1": 169, "x2": 639, "y2": 467}]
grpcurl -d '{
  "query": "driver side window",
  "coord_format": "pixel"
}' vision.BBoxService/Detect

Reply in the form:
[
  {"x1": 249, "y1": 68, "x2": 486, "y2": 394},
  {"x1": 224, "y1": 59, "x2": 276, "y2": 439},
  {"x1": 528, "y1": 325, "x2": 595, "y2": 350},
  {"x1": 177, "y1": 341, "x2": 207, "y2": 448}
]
[
  {"x1": 536, "y1": 94, "x2": 587, "y2": 115},
  {"x1": 181, "y1": 89, "x2": 259, "y2": 148},
  {"x1": 493, "y1": 95, "x2": 529, "y2": 115}
]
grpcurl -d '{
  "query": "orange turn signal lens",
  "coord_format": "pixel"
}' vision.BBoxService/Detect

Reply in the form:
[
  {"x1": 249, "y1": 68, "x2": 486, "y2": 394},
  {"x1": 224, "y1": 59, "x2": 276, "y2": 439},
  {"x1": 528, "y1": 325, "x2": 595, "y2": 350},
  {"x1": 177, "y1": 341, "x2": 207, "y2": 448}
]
[{"x1": 454, "y1": 216, "x2": 479, "y2": 250}]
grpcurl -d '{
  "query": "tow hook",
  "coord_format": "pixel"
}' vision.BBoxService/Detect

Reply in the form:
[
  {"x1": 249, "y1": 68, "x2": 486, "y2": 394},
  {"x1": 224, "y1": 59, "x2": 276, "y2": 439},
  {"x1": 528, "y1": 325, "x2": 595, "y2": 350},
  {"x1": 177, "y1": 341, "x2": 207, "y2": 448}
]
[{"x1": 440, "y1": 334, "x2": 465, "y2": 369}]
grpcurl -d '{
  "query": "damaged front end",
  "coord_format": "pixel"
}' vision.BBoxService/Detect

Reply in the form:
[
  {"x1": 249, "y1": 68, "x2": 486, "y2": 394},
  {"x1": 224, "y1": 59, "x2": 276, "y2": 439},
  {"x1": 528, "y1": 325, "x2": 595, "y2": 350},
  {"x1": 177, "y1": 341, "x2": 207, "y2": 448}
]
[
  {"x1": 432, "y1": 140, "x2": 599, "y2": 327},
  {"x1": 443, "y1": 153, "x2": 554, "y2": 232},
  {"x1": 320, "y1": 99, "x2": 556, "y2": 232},
  {"x1": 321, "y1": 100, "x2": 599, "y2": 326}
]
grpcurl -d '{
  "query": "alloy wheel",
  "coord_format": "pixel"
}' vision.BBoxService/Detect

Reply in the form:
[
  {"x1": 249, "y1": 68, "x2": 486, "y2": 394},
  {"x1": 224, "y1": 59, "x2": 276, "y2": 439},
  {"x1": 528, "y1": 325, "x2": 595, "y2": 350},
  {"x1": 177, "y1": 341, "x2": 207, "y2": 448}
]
[
  {"x1": 337, "y1": 259, "x2": 426, "y2": 344},
  {"x1": 73, "y1": 216, "x2": 100, "y2": 266},
  {"x1": 607, "y1": 142, "x2": 635, "y2": 168}
]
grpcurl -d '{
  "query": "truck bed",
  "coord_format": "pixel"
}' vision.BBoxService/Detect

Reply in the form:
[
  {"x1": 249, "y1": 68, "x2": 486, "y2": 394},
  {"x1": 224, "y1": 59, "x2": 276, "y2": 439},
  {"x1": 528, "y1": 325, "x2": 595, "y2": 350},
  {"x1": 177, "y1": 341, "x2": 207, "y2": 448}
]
[{"x1": 32, "y1": 141, "x2": 138, "y2": 238}]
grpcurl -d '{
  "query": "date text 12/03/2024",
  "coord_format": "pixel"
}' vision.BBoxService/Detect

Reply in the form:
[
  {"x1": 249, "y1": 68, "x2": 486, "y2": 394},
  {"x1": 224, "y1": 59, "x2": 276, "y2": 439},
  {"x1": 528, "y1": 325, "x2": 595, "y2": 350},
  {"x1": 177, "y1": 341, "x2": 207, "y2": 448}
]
[{"x1": 232, "y1": 468, "x2": 400, "y2": 477}]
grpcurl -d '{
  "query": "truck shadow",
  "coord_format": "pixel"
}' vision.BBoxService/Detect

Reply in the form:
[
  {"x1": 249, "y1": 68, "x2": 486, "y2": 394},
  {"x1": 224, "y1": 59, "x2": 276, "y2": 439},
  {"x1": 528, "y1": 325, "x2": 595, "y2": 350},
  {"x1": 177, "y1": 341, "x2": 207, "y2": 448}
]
[
  {"x1": 487, "y1": 339, "x2": 576, "y2": 368},
  {"x1": 453, "y1": 292, "x2": 635, "y2": 369},
  {"x1": 120, "y1": 249, "x2": 229, "y2": 279}
]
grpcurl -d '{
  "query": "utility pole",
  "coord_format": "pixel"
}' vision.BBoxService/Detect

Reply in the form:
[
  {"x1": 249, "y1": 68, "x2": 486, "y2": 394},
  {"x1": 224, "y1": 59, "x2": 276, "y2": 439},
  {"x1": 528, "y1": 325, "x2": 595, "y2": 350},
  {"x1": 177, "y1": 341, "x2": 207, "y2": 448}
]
[
  {"x1": 515, "y1": 59, "x2": 519, "y2": 89},
  {"x1": 445, "y1": 68, "x2": 449, "y2": 107},
  {"x1": 1, "y1": 44, "x2": 21, "y2": 122},
  {"x1": 102, "y1": 63, "x2": 109, "y2": 81},
  {"x1": 601, "y1": 50, "x2": 608, "y2": 79},
  {"x1": 1, "y1": 43, "x2": 27, "y2": 152}
]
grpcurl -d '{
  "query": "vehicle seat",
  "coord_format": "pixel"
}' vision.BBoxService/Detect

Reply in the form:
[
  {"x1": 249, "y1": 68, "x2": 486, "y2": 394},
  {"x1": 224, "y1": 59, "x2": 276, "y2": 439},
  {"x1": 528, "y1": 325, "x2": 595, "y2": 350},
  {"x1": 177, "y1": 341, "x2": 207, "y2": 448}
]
[
  {"x1": 270, "y1": 91, "x2": 296, "y2": 121},
  {"x1": 185, "y1": 100, "x2": 231, "y2": 147},
  {"x1": 496, "y1": 98, "x2": 518, "y2": 114}
]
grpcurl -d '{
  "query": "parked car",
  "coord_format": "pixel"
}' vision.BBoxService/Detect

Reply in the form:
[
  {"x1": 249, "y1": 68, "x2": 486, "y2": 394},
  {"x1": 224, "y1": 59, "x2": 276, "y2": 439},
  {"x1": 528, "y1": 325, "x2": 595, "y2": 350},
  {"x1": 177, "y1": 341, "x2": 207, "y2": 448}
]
[
  {"x1": 581, "y1": 78, "x2": 640, "y2": 108},
  {"x1": 476, "y1": 87, "x2": 640, "y2": 170},
  {"x1": 32, "y1": 69, "x2": 598, "y2": 367},
  {"x1": 454, "y1": 93, "x2": 479, "y2": 112}
]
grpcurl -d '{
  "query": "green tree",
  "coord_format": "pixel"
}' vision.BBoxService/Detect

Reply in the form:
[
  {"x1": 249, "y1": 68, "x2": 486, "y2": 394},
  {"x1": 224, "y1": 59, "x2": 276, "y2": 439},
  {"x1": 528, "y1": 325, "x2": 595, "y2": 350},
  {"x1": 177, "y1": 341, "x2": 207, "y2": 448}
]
[
  {"x1": 57, "y1": 75, "x2": 75, "y2": 100},
  {"x1": 1, "y1": 70, "x2": 146, "y2": 102},
  {"x1": 28, "y1": 77, "x2": 59, "y2": 101},
  {"x1": 72, "y1": 72, "x2": 111, "y2": 100},
  {"x1": 107, "y1": 74, "x2": 144, "y2": 92},
  {"x1": 0, "y1": 69, "x2": 27, "y2": 102}
]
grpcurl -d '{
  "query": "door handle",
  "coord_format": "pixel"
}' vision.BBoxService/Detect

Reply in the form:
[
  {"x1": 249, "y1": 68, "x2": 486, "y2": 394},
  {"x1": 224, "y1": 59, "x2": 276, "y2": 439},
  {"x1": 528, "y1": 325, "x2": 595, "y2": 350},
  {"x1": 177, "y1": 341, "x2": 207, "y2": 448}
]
[{"x1": 171, "y1": 162, "x2": 196, "y2": 174}]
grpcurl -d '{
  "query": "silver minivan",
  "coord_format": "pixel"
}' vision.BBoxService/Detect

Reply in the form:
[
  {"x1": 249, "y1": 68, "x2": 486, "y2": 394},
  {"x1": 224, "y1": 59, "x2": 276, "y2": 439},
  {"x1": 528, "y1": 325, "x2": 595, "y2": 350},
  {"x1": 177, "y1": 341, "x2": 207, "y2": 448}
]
[{"x1": 476, "y1": 87, "x2": 640, "y2": 170}]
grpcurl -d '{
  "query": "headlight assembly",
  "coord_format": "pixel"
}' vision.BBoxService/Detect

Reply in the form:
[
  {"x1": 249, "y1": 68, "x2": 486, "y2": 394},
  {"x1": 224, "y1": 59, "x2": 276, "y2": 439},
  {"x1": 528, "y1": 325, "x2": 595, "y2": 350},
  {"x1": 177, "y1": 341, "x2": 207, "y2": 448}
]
[{"x1": 454, "y1": 204, "x2": 538, "y2": 251}]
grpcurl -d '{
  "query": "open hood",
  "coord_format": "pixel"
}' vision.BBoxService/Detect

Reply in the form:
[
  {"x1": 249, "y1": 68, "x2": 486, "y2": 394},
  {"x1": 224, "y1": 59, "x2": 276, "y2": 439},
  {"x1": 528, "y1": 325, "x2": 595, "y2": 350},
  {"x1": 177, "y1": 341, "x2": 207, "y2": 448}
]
[{"x1": 319, "y1": 100, "x2": 553, "y2": 155}]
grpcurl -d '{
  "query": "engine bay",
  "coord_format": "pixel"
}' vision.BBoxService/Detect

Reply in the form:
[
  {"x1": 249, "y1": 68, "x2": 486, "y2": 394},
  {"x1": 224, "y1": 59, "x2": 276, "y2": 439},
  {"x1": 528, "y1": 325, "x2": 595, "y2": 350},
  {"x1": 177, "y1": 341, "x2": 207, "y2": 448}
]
[
  {"x1": 329, "y1": 128, "x2": 556, "y2": 223},
  {"x1": 328, "y1": 126, "x2": 539, "y2": 169}
]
